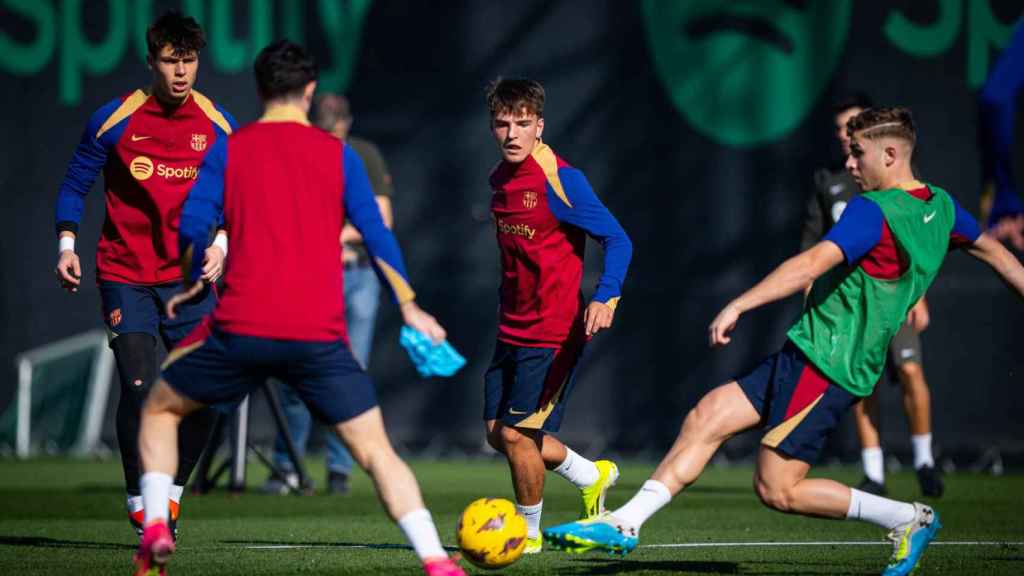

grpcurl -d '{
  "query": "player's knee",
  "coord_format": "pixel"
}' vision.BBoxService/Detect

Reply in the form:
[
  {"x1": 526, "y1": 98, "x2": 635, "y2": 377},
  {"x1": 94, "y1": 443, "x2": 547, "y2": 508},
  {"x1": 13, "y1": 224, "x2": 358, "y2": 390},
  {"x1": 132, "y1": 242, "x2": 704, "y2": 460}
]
[
  {"x1": 682, "y1": 402, "x2": 716, "y2": 440},
  {"x1": 897, "y1": 361, "x2": 924, "y2": 385},
  {"x1": 112, "y1": 333, "x2": 157, "y2": 402},
  {"x1": 500, "y1": 425, "x2": 530, "y2": 447},
  {"x1": 754, "y1": 476, "x2": 795, "y2": 512},
  {"x1": 485, "y1": 427, "x2": 504, "y2": 452}
]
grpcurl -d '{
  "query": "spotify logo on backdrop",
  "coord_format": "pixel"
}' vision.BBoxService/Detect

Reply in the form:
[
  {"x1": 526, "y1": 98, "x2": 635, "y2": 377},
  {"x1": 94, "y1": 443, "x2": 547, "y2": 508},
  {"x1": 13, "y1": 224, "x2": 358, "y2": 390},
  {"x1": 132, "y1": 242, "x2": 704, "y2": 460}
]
[{"x1": 642, "y1": 0, "x2": 853, "y2": 147}]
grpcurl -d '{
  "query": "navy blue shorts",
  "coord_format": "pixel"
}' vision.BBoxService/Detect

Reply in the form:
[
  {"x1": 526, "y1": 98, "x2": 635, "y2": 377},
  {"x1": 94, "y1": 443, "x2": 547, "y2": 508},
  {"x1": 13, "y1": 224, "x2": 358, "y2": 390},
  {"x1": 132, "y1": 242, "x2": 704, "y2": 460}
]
[
  {"x1": 482, "y1": 334, "x2": 587, "y2": 433},
  {"x1": 99, "y1": 280, "x2": 216, "y2": 348},
  {"x1": 737, "y1": 341, "x2": 859, "y2": 463},
  {"x1": 162, "y1": 322, "x2": 378, "y2": 425}
]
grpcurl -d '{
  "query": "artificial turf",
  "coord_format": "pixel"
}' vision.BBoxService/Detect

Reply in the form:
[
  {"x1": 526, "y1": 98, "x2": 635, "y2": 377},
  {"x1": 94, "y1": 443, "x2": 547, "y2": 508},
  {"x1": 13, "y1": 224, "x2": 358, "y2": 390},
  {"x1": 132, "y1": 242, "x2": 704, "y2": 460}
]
[{"x1": 0, "y1": 458, "x2": 1021, "y2": 574}]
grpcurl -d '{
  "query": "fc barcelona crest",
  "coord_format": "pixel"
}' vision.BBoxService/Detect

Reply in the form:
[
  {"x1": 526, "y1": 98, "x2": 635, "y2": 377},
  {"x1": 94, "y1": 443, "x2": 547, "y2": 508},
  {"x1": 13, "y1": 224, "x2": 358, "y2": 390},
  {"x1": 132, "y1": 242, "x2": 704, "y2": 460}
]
[
  {"x1": 190, "y1": 133, "x2": 208, "y2": 152},
  {"x1": 523, "y1": 190, "x2": 538, "y2": 209}
]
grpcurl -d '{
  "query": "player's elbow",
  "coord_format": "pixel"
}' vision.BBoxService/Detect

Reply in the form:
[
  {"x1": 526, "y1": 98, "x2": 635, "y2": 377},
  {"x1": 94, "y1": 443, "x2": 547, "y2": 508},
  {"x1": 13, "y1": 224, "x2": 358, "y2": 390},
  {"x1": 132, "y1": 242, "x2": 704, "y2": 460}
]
[{"x1": 619, "y1": 233, "x2": 633, "y2": 256}]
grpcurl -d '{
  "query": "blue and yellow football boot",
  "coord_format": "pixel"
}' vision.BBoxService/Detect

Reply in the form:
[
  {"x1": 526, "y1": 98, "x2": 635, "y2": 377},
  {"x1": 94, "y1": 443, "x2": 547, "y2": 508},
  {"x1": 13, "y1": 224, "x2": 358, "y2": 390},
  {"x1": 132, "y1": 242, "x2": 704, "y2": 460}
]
[
  {"x1": 543, "y1": 512, "x2": 638, "y2": 556},
  {"x1": 882, "y1": 502, "x2": 942, "y2": 576}
]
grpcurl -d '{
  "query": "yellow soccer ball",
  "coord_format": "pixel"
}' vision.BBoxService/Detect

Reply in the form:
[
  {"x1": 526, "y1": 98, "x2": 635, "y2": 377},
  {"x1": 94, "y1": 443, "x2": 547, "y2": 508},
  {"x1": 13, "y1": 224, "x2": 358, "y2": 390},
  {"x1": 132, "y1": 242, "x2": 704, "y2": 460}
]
[{"x1": 456, "y1": 498, "x2": 528, "y2": 569}]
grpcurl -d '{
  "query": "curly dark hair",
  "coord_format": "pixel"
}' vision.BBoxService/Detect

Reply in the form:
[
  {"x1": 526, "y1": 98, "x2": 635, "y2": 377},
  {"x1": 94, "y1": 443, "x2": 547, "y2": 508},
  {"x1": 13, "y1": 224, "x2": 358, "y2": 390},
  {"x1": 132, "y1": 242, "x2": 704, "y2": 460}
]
[
  {"x1": 486, "y1": 77, "x2": 545, "y2": 118},
  {"x1": 846, "y1": 107, "x2": 916, "y2": 147},
  {"x1": 146, "y1": 10, "x2": 205, "y2": 57}
]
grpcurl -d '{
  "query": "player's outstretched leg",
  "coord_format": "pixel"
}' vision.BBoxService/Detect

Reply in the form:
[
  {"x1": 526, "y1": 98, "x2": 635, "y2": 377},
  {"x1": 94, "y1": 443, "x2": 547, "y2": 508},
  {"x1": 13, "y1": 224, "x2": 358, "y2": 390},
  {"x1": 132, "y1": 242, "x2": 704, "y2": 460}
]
[
  {"x1": 134, "y1": 380, "x2": 202, "y2": 575},
  {"x1": 545, "y1": 381, "x2": 761, "y2": 555},
  {"x1": 334, "y1": 407, "x2": 465, "y2": 576},
  {"x1": 754, "y1": 447, "x2": 941, "y2": 575}
]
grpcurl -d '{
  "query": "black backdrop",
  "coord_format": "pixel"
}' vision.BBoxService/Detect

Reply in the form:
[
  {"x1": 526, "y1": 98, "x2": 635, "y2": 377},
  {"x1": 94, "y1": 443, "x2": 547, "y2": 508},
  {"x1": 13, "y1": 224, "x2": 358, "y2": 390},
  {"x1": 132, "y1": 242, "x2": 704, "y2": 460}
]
[{"x1": 1, "y1": 0, "x2": 1022, "y2": 460}]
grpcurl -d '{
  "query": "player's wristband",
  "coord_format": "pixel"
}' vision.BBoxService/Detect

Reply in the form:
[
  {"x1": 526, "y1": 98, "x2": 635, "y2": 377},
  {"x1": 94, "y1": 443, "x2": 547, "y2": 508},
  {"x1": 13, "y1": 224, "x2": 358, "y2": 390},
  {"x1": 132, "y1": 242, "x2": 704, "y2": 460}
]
[
  {"x1": 58, "y1": 236, "x2": 75, "y2": 254},
  {"x1": 213, "y1": 233, "x2": 228, "y2": 256}
]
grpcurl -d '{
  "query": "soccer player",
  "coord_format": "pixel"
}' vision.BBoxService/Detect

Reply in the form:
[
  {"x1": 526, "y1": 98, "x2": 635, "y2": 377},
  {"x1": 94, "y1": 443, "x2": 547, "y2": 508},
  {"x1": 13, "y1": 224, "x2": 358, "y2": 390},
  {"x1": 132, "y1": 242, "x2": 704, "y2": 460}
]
[
  {"x1": 483, "y1": 78, "x2": 632, "y2": 553},
  {"x1": 802, "y1": 95, "x2": 943, "y2": 497},
  {"x1": 263, "y1": 93, "x2": 394, "y2": 495},
  {"x1": 132, "y1": 41, "x2": 464, "y2": 576},
  {"x1": 545, "y1": 107, "x2": 1024, "y2": 576},
  {"x1": 52, "y1": 11, "x2": 235, "y2": 537}
]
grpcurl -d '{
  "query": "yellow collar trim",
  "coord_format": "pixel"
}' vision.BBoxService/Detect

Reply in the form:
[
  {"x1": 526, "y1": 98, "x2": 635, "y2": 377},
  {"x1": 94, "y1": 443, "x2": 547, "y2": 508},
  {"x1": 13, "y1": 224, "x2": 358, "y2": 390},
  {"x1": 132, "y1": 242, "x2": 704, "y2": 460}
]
[
  {"x1": 895, "y1": 179, "x2": 926, "y2": 191},
  {"x1": 260, "y1": 104, "x2": 310, "y2": 125}
]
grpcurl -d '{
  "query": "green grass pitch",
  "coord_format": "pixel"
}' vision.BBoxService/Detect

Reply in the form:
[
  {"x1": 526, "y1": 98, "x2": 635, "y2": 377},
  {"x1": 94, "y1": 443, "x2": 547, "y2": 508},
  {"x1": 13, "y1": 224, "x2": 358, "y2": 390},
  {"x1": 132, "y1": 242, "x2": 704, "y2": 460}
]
[{"x1": 0, "y1": 458, "x2": 1021, "y2": 574}]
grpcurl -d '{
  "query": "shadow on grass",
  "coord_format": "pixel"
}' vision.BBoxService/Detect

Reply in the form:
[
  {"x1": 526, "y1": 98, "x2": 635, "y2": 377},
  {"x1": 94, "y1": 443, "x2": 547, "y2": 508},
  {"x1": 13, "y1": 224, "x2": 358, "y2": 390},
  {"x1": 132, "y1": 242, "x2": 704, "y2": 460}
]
[
  {"x1": 0, "y1": 535, "x2": 134, "y2": 551},
  {"x1": 551, "y1": 557, "x2": 739, "y2": 574},
  {"x1": 739, "y1": 558, "x2": 877, "y2": 575}
]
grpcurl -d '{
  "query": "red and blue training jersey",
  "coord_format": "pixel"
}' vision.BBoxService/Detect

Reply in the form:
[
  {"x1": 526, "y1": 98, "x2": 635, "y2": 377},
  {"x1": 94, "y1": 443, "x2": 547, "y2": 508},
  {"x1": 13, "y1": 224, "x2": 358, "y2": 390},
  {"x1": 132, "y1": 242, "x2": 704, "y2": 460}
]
[
  {"x1": 55, "y1": 89, "x2": 236, "y2": 285},
  {"x1": 179, "y1": 105, "x2": 415, "y2": 343},
  {"x1": 823, "y1": 186, "x2": 982, "y2": 275},
  {"x1": 490, "y1": 142, "x2": 632, "y2": 348}
]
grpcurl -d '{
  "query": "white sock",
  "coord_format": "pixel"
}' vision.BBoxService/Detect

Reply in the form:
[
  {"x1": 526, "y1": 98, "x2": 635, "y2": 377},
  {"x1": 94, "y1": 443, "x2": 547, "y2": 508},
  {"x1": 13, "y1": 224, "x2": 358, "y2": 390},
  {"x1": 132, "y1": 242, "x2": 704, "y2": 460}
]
[
  {"x1": 141, "y1": 472, "x2": 173, "y2": 525},
  {"x1": 169, "y1": 484, "x2": 184, "y2": 504},
  {"x1": 397, "y1": 509, "x2": 447, "y2": 561},
  {"x1": 552, "y1": 447, "x2": 600, "y2": 489},
  {"x1": 862, "y1": 447, "x2": 885, "y2": 484},
  {"x1": 516, "y1": 501, "x2": 543, "y2": 540},
  {"x1": 912, "y1": 434, "x2": 934, "y2": 469},
  {"x1": 846, "y1": 488, "x2": 916, "y2": 529},
  {"x1": 613, "y1": 480, "x2": 672, "y2": 532},
  {"x1": 127, "y1": 495, "x2": 144, "y2": 515}
]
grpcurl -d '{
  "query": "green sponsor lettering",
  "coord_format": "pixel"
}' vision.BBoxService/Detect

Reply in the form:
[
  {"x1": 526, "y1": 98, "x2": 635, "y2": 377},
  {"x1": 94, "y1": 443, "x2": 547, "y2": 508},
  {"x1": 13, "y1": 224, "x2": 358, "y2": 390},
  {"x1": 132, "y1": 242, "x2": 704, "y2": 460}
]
[
  {"x1": 317, "y1": 0, "x2": 372, "y2": 94},
  {"x1": 0, "y1": 0, "x2": 56, "y2": 75},
  {"x1": 208, "y1": 0, "x2": 273, "y2": 73},
  {"x1": 209, "y1": 0, "x2": 246, "y2": 72},
  {"x1": 884, "y1": 0, "x2": 961, "y2": 57},
  {"x1": 642, "y1": 0, "x2": 851, "y2": 147},
  {"x1": 183, "y1": 0, "x2": 204, "y2": 26},
  {"x1": 283, "y1": 0, "x2": 304, "y2": 44},
  {"x1": 966, "y1": 1, "x2": 1020, "y2": 87},
  {"x1": 60, "y1": 0, "x2": 128, "y2": 106},
  {"x1": 133, "y1": 0, "x2": 151, "y2": 61}
]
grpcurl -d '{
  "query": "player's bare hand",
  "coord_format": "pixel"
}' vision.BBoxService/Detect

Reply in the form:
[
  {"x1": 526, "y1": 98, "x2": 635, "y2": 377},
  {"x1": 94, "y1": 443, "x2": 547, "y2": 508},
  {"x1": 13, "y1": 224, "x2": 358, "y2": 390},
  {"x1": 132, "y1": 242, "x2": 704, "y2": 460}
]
[
  {"x1": 991, "y1": 214, "x2": 1024, "y2": 252},
  {"x1": 202, "y1": 244, "x2": 226, "y2": 283},
  {"x1": 583, "y1": 301, "x2": 615, "y2": 337},
  {"x1": 907, "y1": 298, "x2": 930, "y2": 333},
  {"x1": 166, "y1": 281, "x2": 205, "y2": 320},
  {"x1": 55, "y1": 250, "x2": 82, "y2": 293},
  {"x1": 401, "y1": 301, "x2": 447, "y2": 343},
  {"x1": 709, "y1": 304, "x2": 741, "y2": 347}
]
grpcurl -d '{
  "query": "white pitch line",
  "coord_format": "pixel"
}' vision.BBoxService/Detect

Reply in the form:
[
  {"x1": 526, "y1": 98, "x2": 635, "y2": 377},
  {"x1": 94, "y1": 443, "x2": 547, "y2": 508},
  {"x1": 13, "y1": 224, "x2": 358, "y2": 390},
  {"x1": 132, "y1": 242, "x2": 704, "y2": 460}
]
[
  {"x1": 643, "y1": 541, "x2": 1024, "y2": 548},
  {"x1": 247, "y1": 541, "x2": 368, "y2": 545},
  {"x1": 243, "y1": 541, "x2": 1024, "y2": 551}
]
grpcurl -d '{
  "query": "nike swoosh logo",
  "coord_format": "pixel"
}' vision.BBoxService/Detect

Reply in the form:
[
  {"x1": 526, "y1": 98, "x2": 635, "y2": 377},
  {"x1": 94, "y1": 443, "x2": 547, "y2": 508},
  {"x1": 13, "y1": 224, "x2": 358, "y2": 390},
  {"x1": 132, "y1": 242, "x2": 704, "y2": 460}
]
[
  {"x1": 923, "y1": 211, "x2": 936, "y2": 223},
  {"x1": 131, "y1": 134, "x2": 152, "y2": 142},
  {"x1": 508, "y1": 409, "x2": 529, "y2": 415}
]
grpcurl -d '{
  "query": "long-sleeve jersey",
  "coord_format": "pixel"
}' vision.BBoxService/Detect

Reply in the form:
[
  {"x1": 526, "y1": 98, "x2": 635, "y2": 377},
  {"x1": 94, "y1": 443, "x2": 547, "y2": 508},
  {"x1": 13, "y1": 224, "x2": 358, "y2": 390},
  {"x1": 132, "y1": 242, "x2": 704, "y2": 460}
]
[
  {"x1": 489, "y1": 142, "x2": 632, "y2": 348},
  {"x1": 979, "y1": 21, "x2": 1024, "y2": 225},
  {"x1": 55, "y1": 89, "x2": 236, "y2": 284},
  {"x1": 179, "y1": 105, "x2": 415, "y2": 343}
]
